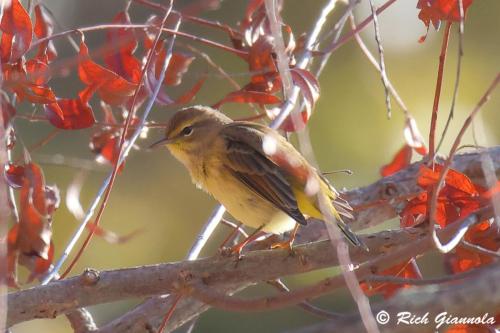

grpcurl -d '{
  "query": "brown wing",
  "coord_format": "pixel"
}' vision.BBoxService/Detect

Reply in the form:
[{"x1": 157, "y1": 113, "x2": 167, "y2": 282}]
[{"x1": 221, "y1": 123, "x2": 307, "y2": 225}]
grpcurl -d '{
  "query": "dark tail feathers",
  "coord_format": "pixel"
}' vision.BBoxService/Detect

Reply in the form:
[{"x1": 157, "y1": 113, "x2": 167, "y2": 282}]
[{"x1": 337, "y1": 220, "x2": 369, "y2": 252}]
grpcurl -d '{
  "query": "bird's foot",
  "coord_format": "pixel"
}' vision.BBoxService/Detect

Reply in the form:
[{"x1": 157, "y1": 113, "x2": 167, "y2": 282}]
[
  {"x1": 270, "y1": 241, "x2": 296, "y2": 257},
  {"x1": 219, "y1": 245, "x2": 245, "y2": 262}
]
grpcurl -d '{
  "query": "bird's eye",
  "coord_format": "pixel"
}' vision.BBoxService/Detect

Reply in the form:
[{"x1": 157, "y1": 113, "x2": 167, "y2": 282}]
[{"x1": 180, "y1": 126, "x2": 193, "y2": 136}]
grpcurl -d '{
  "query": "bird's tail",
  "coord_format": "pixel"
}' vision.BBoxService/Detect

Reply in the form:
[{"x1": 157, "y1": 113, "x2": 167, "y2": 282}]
[
  {"x1": 331, "y1": 196, "x2": 369, "y2": 252},
  {"x1": 336, "y1": 219, "x2": 369, "y2": 252}
]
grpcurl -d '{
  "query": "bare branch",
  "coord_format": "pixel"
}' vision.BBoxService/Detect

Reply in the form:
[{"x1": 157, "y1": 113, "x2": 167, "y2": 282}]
[
  {"x1": 66, "y1": 308, "x2": 98, "y2": 333},
  {"x1": 460, "y1": 240, "x2": 500, "y2": 258},
  {"x1": 367, "y1": 0, "x2": 392, "y2": 118},
  {"x1": 288, "y1": 264, "x2": 500, "y2": 333}
]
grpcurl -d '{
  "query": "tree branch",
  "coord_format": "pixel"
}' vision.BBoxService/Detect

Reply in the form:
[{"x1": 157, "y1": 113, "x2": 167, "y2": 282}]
[
  {"x1": 6, "y1": 147, "x2": 500, "y2": 331},
  {"x1": 7, "y1": 226, "x2": 422, "y2": 327},
  {"x1": 288, "y1": 263, "x2": 500, "y2": 333}
]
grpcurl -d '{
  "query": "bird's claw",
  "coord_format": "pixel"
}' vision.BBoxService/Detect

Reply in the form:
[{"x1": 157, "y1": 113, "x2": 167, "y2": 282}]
[{"x1": 271, "y1": 241, "x2": 296, "y2": 257}]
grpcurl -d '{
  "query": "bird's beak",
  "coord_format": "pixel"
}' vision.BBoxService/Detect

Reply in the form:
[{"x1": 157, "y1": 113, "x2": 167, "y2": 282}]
[{"x1": 149, "y1": 137, "x2": 173, "y2": 149}]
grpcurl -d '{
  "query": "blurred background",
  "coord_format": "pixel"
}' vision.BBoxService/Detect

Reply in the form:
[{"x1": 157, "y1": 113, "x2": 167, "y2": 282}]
[{"x1": 10, "y1": 0, "x2": 499, "y2": 332}]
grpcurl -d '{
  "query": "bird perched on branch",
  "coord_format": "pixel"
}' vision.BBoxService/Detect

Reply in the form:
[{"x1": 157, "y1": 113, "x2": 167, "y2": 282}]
[{"x1": 151, "y1": 106, "x2": 367, "y2": 255}]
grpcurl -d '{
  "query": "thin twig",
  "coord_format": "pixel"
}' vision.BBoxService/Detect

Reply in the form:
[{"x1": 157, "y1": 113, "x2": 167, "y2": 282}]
[
  {"x1": 320, "y1": 0, "x2": 398, "y2": 54},
  {"x1": 349, "y1": 14, "x2": 408, "y2": 116},
  {"x1": 29, "y1": 24, "x2": 247, "y2": 57},
  {"x1": 157, "y1": 294, "x2": 182, "y2": 333},
  {"x1": 14, "y1": 129, "x2": 60, "y2": 164},
  {"x1": 367, "y1": 0, "x2": 392, "y2": 118},
  {"x1": 132, "y1": 0, "x2": 241, "y2": 37},
  {"x1": 181, "y1": 44, "x2": 241, "y2": 91},
  {"x1": 15, "y1": 113, "x2": 170, "y2": 129},
  {"x1": 428, "y1": 21, "x2": 452, "y2": 162},
  {"x1": 461, "y1": 240, "x2": 500, "y2": 258},
  {"x1": 268, "y1": 279, "x2": 346, "y2": 319},
  {"x1": 314, "y1": 0, "x2": 357, "y2": 78},
  {"x1": 363, "y1": 267, "x2": 481, "y2": 286},
  {"x1": 436, "y1": 1, "x2": 465, "y2": 152},
  {"x1": 220, "y1": 219, "x2": 248, "y2": 238}
]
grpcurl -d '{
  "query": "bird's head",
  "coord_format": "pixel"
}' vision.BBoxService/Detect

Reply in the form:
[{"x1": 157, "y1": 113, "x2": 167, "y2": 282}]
[{"x1": 150, "y1": 105, "x2": 232, "y2": 162}]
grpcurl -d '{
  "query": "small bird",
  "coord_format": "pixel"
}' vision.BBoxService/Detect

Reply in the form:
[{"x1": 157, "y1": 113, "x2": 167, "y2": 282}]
[{"x1": 151, "y1": 106, "x2": 366, "y2": 254}]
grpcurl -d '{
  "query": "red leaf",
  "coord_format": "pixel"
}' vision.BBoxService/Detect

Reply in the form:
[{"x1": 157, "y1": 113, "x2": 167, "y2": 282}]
[
  {"x1": 7, "y1": 162, "x2": 58, "y2": 284},
  {"x1": 4, "y1": 163, "x2": 25, "y2": 188},
  {"x1": 78, "y1": 39, "x2": 137, "y2": 105},
  {"x1": 162, "y1": 52, "x2": 195, "y2": 86},
  {"x1": 480, "y1": 181, "x2": 500, "y2": 201},
  {"x1": 214, "y1": 90, "x2": 281, "y2": 108},
  {"x1": 1, "y1": 94, "x2": 16, "y2": 128},
  {"x1": 175, "y1": 75, "x2": 206, "y2": 105},
  {"x1": 400, "y1": 191, "x2": 452, "y2": 228},
  {"x1": 445, "y1": 323, "x2": 497, "y2": 333},
  {"x1": 22, "y1": 84, "x2": 57, "y2": 104},
  {"x1": 95, "y1": 134, "x2": 120, "y2": 166},
  {"x1": 279, "y1": 109, "x2": 310, "y2": 132},
  {"x1": 380, "y1": 145, "x2": 413, "y2": 177},
  {"x1": 105, "y1": 11, "x2": 141, "y2": 83},
  {"x1": 244, "y1": 0, "x2": 265, "y2": 25},
  {"x1": 290, "y1": 68, "x2": 320, "y2": 114},
  {"x1": 86, "y1": 223, "x2": 142, "y2": 244},
  {"x1": 7, "y1": 223, "x2": 20, "y2": 287},
  {"x1": 26, "y1": 58, "x2": 51, "y2": 85},
  {"x1": 141, "y1": 15, "x2": 162, "y2": 51},
  {"x1": 44, "y1": 86, "x2": 96, "y2": 130},
  {"x1": 90, "y1": 132, "x2": 126, "y2": 171},
  {"x1": 0, "y1": 0, "x2": 32, "y2": 63},
  {"x1": 28, "y1": 241, "x2": 54, "y2": 282},
  {"x1": 34, "y1": 4, "x2": 57, "y2": 61},
  {"x1": 417, "y1": 0, "x2": 474, "y2": 30},
  {"x1": 361, "y1": 259, "x2": 422, "y2": 298},
  {"x1": 248, "y1": 35, "x2": 277, "y2": 80},
  {"x1": 447, "y1": 221, "x2": 499, "y2": 274},
  {"x1": 418, "y1": 164, "x2": 478, "y2": 196},
  {"x1": 403, "y1": 117, "x2": 427, "y2": 155},
  {"x1": 144, "y1": 45, "x2": 174, "y2": 105},
  {"x1": 2, "y1": 60, "x2": 57, "y2": 104},
  {"x1": 401, "y1": 164, "x2": 485, "y2": 229}
]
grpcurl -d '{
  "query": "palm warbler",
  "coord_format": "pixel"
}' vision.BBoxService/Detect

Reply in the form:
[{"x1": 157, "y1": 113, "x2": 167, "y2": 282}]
[{"x1": 151, "y1": 106, "x2": 366, "y2": 252}]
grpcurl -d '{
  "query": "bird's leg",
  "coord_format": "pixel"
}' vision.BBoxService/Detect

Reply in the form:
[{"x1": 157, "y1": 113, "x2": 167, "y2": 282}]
[
  {"x1": 222, "y1": 226, "x2": 264, "y2": 259},
  {"x1": 218, "y1": 220, "x2": 246, "y2": 249},
  {"x1": 271, "y1": 224, "x2": 300, "y2": 255}
]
